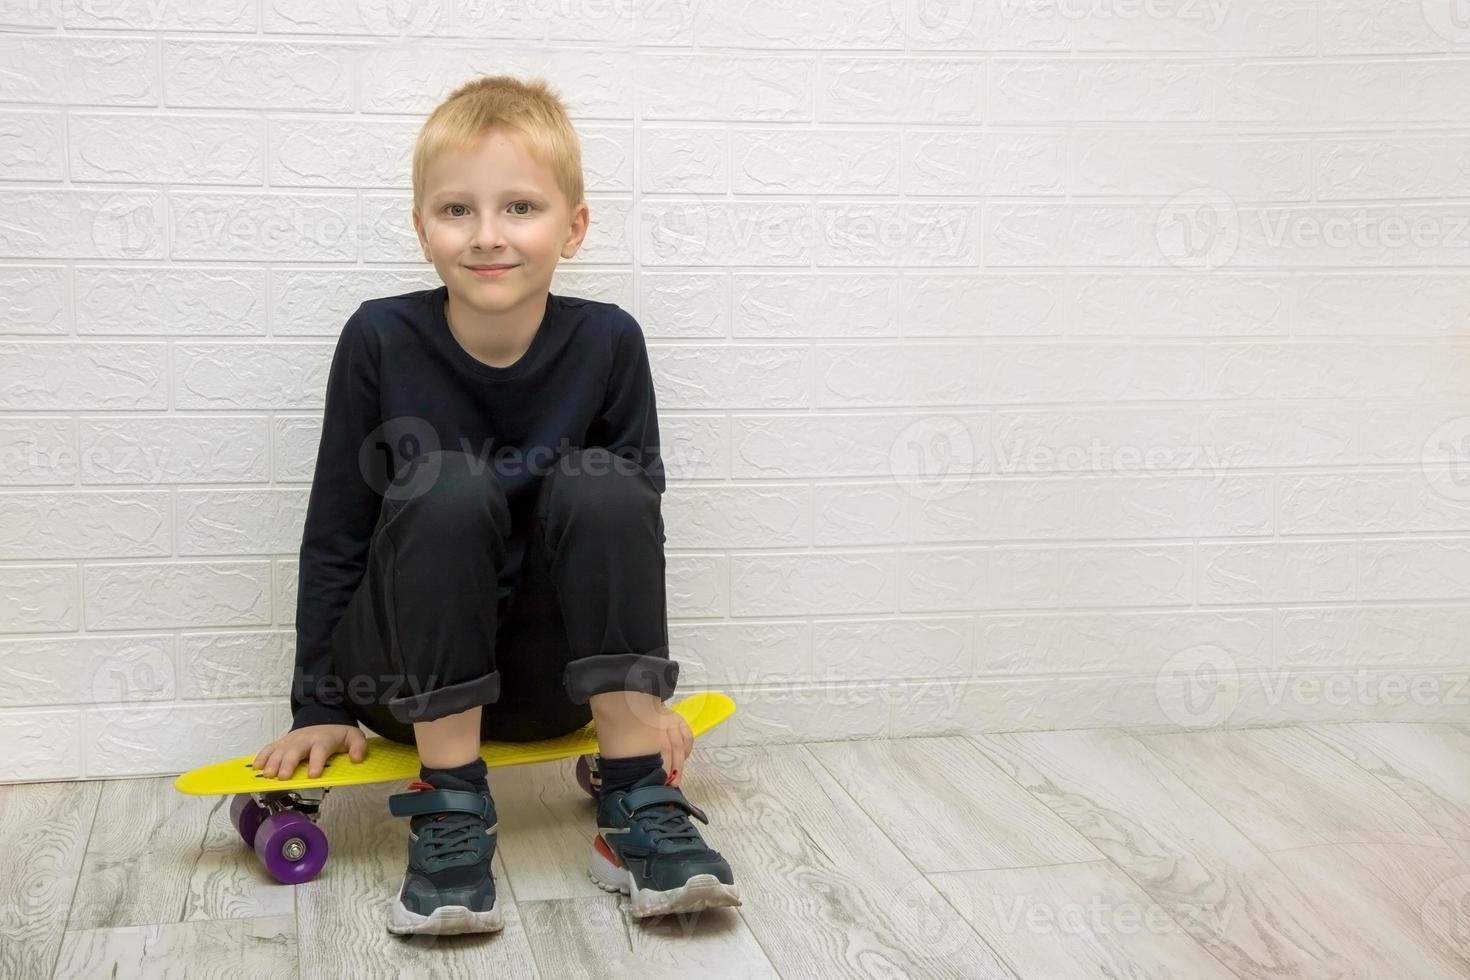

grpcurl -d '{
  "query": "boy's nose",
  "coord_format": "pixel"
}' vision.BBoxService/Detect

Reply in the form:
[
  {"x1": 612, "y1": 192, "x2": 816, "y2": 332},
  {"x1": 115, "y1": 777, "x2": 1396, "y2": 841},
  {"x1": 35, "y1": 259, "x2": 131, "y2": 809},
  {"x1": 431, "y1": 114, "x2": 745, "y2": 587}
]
[{"x1": 471, "y1": 218, "x2": 509, "y2": 249}]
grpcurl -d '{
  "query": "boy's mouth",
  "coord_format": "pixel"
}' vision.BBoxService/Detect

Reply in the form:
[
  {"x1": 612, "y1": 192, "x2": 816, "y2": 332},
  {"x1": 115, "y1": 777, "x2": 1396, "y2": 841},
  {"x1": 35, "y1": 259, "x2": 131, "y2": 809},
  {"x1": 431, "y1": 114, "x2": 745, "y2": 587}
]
[{"x1": 466, "y1": 263, "x2": 519, "y2": 278}]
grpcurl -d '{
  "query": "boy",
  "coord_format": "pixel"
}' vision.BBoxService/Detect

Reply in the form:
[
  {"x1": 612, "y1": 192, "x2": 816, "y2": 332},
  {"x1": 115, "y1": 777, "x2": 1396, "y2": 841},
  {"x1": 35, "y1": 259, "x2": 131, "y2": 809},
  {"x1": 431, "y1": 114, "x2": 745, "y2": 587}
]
[{"x1": 249, "y1": 75, "x2": 740, "y2": 936}]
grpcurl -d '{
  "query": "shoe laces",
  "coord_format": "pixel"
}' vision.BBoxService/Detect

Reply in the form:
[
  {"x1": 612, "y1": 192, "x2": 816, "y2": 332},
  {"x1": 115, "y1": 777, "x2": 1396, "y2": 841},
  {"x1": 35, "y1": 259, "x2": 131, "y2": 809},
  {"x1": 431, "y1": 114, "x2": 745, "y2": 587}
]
[
  {"x1": 633, "y1": 802, "x2": 705, "y2": 852},
  {"x1": 407, "y1": 780, "x2": 489, "y2": 866}
]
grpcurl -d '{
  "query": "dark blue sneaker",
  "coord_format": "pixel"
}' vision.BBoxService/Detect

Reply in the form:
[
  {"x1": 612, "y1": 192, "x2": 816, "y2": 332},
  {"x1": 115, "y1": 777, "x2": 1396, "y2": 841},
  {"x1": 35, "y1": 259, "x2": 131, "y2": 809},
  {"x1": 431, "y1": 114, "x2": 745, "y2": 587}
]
[
  {"x1": 385, "y1": 772, "x2": 503, "y2": 935},
  {"x1": 589, "y1": 766, "x2": 741, "y2": 917}
]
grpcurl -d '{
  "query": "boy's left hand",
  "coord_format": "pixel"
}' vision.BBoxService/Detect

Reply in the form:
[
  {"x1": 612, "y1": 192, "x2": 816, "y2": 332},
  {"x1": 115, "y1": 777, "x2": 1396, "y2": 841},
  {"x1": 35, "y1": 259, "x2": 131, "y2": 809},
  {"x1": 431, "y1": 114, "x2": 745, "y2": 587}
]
[{"x1": 651, "y1": 701, "x2": 694, "y2": 787}]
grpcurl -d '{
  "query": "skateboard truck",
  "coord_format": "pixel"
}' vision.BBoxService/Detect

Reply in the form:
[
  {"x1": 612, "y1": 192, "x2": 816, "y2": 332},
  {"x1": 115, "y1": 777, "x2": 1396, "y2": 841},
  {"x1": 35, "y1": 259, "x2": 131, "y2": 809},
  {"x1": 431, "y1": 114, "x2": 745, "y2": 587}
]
[{"x1": 251, "y1": 786, "x2": 329, "y2": 818}]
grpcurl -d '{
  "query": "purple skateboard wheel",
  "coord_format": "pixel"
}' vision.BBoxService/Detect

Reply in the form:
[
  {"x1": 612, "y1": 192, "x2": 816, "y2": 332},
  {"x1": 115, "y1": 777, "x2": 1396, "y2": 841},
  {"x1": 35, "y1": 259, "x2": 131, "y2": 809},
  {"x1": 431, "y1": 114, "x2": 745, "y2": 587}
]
[
  {"x1": 575, "y1": 754, "x2": 599, "y2": 799},
  {"x1": 253, "y1": 809, "x2": 329, "y2": 884},
  {"x1": 230, "y1": 794, "x2": 267, "y2": 848}
]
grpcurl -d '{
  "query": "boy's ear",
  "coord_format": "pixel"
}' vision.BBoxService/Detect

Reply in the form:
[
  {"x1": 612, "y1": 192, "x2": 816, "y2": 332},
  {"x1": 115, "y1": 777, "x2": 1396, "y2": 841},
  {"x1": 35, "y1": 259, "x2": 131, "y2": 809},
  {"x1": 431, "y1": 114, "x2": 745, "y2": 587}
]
[
  {"x1": 410, "y1": 209, "x2": 430, "y2": 260},
  {"x1": 561, "y1": 201, "x2": 591, "y2": 259}
]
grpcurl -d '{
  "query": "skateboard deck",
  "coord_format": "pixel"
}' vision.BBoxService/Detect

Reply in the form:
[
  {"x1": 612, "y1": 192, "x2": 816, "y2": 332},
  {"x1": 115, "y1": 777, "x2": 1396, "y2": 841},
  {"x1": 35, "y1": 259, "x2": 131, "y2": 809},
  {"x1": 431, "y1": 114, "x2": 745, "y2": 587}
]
[
  {"x1": 174, "y1": 691, "x2": 736, "y2": 884},
  {"x1": 176, "y1": 691, "x2": 735, "y2": 795}
]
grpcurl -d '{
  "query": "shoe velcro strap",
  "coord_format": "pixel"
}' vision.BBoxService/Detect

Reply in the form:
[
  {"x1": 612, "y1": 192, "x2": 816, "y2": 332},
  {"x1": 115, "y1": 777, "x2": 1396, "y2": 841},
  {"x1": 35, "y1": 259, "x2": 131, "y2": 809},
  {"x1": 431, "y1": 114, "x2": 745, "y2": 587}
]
[
  {"x1": 618, "y1": 785, "x2": 708, "y2": 825},
  {"x1": 388, "y1": 787, "x2": 491, "y2": 821}
]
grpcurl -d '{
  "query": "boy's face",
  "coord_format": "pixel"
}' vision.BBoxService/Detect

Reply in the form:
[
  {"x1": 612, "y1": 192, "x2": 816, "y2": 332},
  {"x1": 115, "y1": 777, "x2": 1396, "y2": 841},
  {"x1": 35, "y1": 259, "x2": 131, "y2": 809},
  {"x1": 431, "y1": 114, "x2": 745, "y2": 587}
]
[{"x1": 412, "y1": 128, "x2": 589, "y2": 312}]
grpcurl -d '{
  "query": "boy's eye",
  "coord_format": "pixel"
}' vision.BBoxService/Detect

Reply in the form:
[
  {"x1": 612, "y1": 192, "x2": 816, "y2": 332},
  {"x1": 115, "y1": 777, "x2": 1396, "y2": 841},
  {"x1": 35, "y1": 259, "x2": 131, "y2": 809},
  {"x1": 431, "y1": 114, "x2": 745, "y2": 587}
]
[{"x1": 442, "y1": 202, "x2": 535, "y2": 216}]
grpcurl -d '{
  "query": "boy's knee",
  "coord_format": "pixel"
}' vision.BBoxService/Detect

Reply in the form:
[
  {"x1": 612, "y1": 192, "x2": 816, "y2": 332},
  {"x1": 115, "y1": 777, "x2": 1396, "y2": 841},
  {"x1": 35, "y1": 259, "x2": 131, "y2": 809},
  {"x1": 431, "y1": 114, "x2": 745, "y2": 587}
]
[
  {"x1": 390, "y1": 449, "x2": 510, "y2": 538},
  {"x1": 544, "y1": 447, "x2": 656, "y2": 520}
]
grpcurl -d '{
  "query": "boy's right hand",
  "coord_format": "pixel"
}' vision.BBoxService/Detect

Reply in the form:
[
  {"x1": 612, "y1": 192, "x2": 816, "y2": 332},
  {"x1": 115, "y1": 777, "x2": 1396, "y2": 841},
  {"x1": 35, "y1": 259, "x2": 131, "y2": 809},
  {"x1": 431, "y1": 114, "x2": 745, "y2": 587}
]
[{"x1": 253, "y1": 724, "x2": 367, "y2": 780}]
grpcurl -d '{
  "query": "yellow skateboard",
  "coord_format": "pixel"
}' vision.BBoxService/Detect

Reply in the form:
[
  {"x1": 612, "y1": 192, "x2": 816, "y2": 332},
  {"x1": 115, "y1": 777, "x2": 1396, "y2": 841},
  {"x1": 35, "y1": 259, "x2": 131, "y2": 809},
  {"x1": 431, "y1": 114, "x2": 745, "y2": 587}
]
[{"x1": 175, "y1": 691, "x2": 735, "y2": 884}]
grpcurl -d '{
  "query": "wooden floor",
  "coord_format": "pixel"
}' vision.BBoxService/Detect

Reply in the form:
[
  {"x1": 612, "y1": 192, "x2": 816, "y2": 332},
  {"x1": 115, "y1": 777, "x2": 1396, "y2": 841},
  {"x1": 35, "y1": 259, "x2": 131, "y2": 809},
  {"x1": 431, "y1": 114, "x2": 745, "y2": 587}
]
[{"x1": 5, "y1": 721, "x2": 1470, "y2": 979}]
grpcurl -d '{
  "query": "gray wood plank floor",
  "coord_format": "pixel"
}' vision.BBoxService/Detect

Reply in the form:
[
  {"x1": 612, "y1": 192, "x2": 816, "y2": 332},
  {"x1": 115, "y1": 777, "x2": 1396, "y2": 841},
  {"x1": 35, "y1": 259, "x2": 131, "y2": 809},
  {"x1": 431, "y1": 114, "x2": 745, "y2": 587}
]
[{"x1": 6, "y1": 721, "x2": 1470, "y2": 979}]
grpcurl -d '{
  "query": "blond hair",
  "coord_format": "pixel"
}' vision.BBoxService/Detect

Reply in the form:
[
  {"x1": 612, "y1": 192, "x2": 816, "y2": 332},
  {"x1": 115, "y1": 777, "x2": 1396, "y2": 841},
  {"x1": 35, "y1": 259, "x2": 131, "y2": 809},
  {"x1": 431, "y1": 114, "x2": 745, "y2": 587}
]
[{"x1": 412, "y1": 74, "x2": 584, "y2": 214}]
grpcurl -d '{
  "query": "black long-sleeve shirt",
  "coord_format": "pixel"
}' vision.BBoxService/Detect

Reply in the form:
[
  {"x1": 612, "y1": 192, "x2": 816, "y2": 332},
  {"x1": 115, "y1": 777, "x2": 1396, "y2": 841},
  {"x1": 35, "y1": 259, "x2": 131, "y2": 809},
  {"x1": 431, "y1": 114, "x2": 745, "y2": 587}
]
[{"x1": 290, "y1": 284, "x2": 665, "y2": 730}]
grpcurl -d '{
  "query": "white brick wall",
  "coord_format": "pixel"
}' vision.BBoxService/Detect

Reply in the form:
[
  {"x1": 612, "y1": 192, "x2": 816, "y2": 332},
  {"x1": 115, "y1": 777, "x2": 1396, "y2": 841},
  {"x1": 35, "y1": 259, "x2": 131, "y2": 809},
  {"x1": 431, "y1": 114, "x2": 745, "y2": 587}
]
[{"x1": 2, "y1": 2, "x2": 1469, "y2": 783}]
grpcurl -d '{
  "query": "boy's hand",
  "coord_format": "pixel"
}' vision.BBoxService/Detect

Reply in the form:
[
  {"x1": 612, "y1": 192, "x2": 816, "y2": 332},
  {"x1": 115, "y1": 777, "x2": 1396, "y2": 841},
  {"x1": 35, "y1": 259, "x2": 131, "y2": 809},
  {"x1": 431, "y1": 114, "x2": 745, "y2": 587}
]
[
  {"x1": 651, "y1": 702, "x2": 694, "y2": 788},
  {"x1": 253, "y1": 724, "x2": 366, "y2": 780}
]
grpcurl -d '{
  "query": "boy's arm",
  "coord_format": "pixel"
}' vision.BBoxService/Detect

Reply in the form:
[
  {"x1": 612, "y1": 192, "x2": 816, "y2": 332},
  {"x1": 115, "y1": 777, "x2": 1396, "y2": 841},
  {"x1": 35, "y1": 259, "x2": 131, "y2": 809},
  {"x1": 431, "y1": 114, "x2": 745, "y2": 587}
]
[
  {"x1": 290, "y1": 308, "x2": 382, "y2": 731},
  {"x1": 589, "y1": 311, "x2": 665, "y2": 493}
]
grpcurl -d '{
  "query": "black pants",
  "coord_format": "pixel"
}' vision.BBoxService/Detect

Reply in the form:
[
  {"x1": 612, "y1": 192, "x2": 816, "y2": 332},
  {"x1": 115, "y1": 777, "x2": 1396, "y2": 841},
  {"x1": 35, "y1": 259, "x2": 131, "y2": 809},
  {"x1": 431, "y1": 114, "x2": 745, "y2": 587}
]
[{"x1": 328, "y1": 446, "x2": 679, "y2": 746}]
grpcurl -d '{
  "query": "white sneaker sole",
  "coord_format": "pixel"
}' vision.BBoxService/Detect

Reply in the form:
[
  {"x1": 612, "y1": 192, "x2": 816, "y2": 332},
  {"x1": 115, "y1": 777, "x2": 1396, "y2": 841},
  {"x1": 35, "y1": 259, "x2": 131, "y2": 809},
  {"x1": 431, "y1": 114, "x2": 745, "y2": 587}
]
[
  {"x1": 387, "y1": 886, "x2": 504, "y2": 935},
  {"x1": 588, "y1": 842, "x2": 743, "y2": 918},
  {"x1": 386, "y1": 815, "x2": 502, "y2": 935}
]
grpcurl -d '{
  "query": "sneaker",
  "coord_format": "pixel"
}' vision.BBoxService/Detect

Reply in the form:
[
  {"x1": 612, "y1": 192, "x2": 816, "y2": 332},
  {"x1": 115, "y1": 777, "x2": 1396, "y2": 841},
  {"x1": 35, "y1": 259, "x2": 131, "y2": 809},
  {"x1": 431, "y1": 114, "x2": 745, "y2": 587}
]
[
  {"x1": 385, "y1": 771, "x2": 503, "y2": 936},
  {"x1": 589, "y1": 766, "x2": 742, "y2": 917}
]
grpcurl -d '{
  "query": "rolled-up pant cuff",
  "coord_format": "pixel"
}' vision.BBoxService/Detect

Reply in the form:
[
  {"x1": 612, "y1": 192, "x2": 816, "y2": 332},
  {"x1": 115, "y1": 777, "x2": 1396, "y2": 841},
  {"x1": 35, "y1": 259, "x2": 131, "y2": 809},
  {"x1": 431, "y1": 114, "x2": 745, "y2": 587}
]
[
  {"x1": 388, "y1": 669, "x2": 501, "y2": 725},
  {"x1": 564, "y1": 651, "x2": 679, "y2": 705}
]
